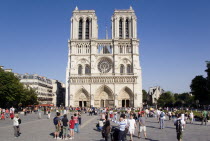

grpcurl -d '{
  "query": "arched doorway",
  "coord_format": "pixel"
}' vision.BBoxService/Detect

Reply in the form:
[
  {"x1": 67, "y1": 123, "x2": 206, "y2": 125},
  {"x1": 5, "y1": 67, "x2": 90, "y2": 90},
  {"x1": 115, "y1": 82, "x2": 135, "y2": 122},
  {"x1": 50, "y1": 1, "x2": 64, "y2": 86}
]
[
  {"x1": 74, "y1": 88, "x2": 90, "y2": 107},
  {"x1": 118, "y1": 87, "x2": 133, "y2": 107},
  {"x1": 94, "y1": 85, "x2": 114, "y2": 107}
]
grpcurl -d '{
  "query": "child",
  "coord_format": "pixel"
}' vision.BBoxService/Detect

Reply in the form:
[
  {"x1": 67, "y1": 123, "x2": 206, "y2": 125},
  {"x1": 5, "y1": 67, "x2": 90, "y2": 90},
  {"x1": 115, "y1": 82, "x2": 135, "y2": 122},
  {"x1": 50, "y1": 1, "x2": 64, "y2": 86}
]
[
  {"x1": 1, "y1": 112, "x2": 5, "y2": 120},
  {"x1": 69, "y1": 116, "x2": 75, "y2": 139}
]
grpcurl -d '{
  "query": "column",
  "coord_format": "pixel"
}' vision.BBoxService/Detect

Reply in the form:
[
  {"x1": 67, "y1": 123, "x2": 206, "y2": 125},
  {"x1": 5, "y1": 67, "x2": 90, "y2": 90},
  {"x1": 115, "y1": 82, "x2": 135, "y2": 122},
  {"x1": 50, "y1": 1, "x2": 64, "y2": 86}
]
[
  {"x1": 89, "y1": 20, "x2": 92, "y2": 39},
  {"x1": 129, "y1": 18, "x2": 132, "y2": 38},
  {"x1": 82, "y1": 18, "x2": 86, "y2": 39},
  {"x1": 122, "y1": 18, "x2": 125, "y2": 39},
  {"x1": 70, "y1": 18, "x2": 73, "y2": 39},
  {"x1": 115, "y1": 17, "x2": 118, "y2": 38},
  {"x1": 111, "y1": 17, "x2": 114, "y2": 39}
]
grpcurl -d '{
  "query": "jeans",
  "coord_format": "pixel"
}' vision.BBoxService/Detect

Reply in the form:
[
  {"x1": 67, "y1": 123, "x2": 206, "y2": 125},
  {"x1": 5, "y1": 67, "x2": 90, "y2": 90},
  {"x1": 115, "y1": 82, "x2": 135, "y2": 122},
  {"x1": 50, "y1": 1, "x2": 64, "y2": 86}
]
[
  {"x1": 63, "y1": 126, "x2": 68, "y2": 137},
  {"x1": 202, "y1": 117, "x2": 207, "y2": 125},
  {"x1": 160, "y1": 118, "x2": 165, "y2": 129},
  {"x1": 13, "y1": 126, "x2": 19, "y2": 137},
  {"x1": 118, "y1": 130, "x2": 125, "y2": 141},
  {"x1": 74, "y1": 123, "x2": 79, "y2": 133}
]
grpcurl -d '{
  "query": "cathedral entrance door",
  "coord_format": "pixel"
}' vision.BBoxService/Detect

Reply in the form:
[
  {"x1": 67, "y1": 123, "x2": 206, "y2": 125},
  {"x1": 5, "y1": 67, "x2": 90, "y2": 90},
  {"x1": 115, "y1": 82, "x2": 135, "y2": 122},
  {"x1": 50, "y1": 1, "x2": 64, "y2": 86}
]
[{"x1": 101, "y1": 100, "x2": 105, "y2": 107}]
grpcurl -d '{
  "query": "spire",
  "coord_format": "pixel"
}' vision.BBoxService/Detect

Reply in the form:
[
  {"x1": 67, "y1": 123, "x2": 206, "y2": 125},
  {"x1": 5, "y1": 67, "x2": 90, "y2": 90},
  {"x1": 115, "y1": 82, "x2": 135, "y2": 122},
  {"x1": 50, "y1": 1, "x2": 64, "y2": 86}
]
[
  {"x1": 106, "y1": 26, "x2": 108, "y2": 39},
  {"x1": 130, "y1": 6, "x2": 133, "y2": 10},
  {"x1": 75, "y1": 6, "x2": 78, "y2": 10}
]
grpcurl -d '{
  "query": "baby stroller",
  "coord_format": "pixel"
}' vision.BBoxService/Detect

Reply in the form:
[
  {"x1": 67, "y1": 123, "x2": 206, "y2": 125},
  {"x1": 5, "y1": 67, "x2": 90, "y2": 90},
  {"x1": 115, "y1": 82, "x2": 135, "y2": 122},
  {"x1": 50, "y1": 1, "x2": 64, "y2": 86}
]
[{"x1": 110, "y1": 126, "x2": 120, "y2": 141}]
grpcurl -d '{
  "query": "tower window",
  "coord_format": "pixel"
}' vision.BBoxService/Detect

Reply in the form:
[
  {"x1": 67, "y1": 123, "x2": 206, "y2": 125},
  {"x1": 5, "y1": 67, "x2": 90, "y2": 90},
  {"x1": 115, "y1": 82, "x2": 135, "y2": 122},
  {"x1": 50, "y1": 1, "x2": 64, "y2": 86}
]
[
  {"x1": 119, "y1": 19, "x2": 123, "y2": 38},
  {"x1": 78, "y1": 19, "x2": 83, "y2": 39},
  {"x1": 120, "y1": 64, "x2": 125, "y2": 74},
  {"x1": 127, "y1": 64, "x2": 132, "y2": 74},
  {"x1": 125, "y1": 19, "x2": 129, "y2": 38},
  {"x1": 85, "y1": 65, "x2": 91, "y2": 74},
  {"x1": 85, "y1": 19, "x2": 90, "y2": 39},
  {"x1": 78, "y1": 65, "x2": 83, "y2": 75}
]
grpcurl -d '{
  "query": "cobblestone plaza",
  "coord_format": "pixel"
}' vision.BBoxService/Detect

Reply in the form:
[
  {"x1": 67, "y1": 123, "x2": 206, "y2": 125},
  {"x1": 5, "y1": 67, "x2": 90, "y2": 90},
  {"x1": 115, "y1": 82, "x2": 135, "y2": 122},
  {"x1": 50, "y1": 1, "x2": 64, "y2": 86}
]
[{"x1": 0, "y1": 112, "x2": 209, "y2": 141}]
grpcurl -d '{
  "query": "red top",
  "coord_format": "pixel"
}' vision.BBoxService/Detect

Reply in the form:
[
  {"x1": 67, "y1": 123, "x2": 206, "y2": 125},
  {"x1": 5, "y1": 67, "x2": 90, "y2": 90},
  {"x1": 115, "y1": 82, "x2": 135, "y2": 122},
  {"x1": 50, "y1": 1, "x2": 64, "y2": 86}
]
[
  {"x1": 73, "y1": 116, "x2": 78, "y2": 123},
  {"x1": 69, "y1": 120, "x2": 75, "y2": 129}
]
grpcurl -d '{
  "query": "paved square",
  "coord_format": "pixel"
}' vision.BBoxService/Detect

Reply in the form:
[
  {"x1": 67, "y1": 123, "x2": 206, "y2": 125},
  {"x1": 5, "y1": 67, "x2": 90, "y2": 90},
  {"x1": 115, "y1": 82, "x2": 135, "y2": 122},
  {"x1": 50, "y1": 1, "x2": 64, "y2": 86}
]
[{"x1": 0, "y1": 112, "x2": 210, "y2": 141}]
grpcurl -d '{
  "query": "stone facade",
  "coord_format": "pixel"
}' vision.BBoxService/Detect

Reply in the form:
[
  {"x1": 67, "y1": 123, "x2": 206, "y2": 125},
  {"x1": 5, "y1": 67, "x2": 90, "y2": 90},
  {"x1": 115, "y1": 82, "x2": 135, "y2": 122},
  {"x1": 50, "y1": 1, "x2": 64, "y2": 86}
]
[
  {"x1": 66, "y1": 7, "x2": 142, "y2": 107},
  {"x1": 148, "y1": 86, "x2": 164, "y2": 105},
  {"x1": 15, "y1": 73, "x2": 54, "y2": 105}
]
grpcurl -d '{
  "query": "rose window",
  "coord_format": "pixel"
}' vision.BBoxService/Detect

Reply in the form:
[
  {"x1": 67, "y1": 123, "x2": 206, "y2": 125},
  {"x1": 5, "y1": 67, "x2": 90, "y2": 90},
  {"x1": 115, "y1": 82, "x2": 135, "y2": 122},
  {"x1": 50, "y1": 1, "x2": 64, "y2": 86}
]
[{"x1": 98, "y1": 58, "x2": 112, "y2": 73}]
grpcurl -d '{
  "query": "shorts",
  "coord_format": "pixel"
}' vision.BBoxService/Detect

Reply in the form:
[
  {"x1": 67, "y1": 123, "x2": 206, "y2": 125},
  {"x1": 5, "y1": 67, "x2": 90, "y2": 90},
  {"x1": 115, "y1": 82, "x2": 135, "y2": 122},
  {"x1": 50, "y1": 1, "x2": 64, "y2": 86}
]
[
  {"x1": 70, "y1": 128, "x2": 74, "y2": 131},
  {"x1": 139, "y1": 126, "x2": 146, "y2": 132},
  {"x1": 129, "y1": 129, "x2": 135, "y2": 134},
  {"x1": 177, "y1": 132, "x2": 183, "y2": 140},
  {"x1": 55, "y1": 125, "x2": 61, "y2": 132}
]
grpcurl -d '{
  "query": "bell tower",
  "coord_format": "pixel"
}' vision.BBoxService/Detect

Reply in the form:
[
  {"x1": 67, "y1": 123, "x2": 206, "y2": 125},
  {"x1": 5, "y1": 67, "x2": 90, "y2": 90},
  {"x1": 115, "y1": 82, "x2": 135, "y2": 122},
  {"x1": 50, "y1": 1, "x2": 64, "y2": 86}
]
[
  {"x1": 111, "y1": 6, "x2": 137, "y2": 39},
  {"x1": 70, "y1": 6, "x2": 98, "y2": 40}
]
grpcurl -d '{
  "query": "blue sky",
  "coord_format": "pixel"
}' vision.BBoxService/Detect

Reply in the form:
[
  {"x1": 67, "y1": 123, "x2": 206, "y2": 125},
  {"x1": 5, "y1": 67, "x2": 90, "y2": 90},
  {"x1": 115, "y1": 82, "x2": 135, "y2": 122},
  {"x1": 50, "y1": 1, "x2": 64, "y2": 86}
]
[{"x1": 0, "y1": 0, "x2": 209, "y2": 93}]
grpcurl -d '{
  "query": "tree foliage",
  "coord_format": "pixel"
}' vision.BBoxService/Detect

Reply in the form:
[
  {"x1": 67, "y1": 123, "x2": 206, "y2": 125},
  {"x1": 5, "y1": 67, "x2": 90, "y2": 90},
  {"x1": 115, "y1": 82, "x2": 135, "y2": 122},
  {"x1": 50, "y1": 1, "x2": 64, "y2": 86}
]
[
  {"x1": 142, "y1": 89, "x2": 147, "y2": 103},
  {"x1": 157, "y1": 91, "x2": 175, "y2": 107},
  {"x1": 190, "y1": 75, "x2": 209, "y2": 104},
  {"x1": 0, "y1": 68, "x2": 38, "y2": 108}
]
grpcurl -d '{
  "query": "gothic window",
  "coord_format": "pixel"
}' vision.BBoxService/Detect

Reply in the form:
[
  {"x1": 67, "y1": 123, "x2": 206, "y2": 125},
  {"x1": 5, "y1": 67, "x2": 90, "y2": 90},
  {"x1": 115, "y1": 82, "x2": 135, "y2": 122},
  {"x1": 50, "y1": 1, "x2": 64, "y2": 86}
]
[
  {"x1": 120, "y1": 64, "x2": 125, "y2": 74},
  {"x1": 98, "y1": 58, "x2": 112, "y2": 73},
  {"x1": 85, "y1": 19, "x2": 90, "y2": 39},
  {"x1": 78, "y1": 65, "x2": 83, "y2": 75},
  {"x1": 78, "y1": 19, "x2": 83, "y2": 39},
  {"x1": 85, "y1": 65, "x2": 91, "y2": 74},
  {"x1": 126, "y1": 45, "x2": 131, "y2": 53},
  {"x1": 125, "y1": 19, "x2": 129, "y2": 38},
  {"x1": 127, "y1": 64, "x2": 132, "y2": 74},
  {"x1": 119, "y1": 18, "x2": 123, "y2": 38},
  {"x1": 120, "y1": 46, "x2": 123, "y2": 54}
]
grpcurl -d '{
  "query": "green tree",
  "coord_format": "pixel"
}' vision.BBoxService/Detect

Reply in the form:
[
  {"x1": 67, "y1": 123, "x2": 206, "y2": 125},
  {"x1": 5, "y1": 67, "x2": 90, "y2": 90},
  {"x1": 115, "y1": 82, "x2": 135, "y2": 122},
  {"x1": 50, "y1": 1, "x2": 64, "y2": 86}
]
[
  {"x1": 142, "y1": 89, "x2": 148, "y2": 104},
  {"x1": 157, "y1": 91, "x2": 175, "y2": 107},
  {"x1": 190, "y1": 75, "x2": 208, "y2": 105},
  {"x1": 0, "y1": 68, "x2": 38, "y2": 108}
]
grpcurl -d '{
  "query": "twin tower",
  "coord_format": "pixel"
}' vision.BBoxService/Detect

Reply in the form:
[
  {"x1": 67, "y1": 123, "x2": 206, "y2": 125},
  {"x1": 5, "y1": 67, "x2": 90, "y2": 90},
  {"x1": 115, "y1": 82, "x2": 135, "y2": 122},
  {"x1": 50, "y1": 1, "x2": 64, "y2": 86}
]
[{"x1": 66, "y1": 6, "x2": 142, "y2": 108}]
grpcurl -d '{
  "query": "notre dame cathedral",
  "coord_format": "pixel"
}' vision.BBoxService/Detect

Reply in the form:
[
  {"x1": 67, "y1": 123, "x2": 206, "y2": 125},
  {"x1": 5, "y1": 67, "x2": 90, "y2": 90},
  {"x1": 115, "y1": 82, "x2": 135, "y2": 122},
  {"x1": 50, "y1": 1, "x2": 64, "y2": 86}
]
[{"x1": 66, "y1": 6, "x2": 142, "y2": 108}]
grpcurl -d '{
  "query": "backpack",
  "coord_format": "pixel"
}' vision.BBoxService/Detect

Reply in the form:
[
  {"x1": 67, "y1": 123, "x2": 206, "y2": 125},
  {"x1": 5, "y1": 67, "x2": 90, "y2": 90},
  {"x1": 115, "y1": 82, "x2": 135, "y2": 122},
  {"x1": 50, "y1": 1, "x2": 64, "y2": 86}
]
[
  {"x1": 18, "y1": 118, "x2": 21, "y2": 124},
  {"x1": 160, "y1": 112, "x2": 164, "y2": 117},
  {"x1": 176, "y1": 119, "x2": 182, "y2": 133},
  {"x1": 53, "y1": 117, "x2": 58, "y2": 125}
]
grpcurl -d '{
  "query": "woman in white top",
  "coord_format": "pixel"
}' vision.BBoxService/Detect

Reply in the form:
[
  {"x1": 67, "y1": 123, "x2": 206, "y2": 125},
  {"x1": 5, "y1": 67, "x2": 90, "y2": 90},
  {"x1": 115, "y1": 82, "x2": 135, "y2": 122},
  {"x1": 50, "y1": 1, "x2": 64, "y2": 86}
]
[
  {"x1": 13, "y1": 114, "x2": 19, "y2": 137},
  {"x1": 128, "y1": 115, "x2": 137, "y2": 141},
  {"x1": 189, "y1": 111, "x2": 194, "y2": 124}
]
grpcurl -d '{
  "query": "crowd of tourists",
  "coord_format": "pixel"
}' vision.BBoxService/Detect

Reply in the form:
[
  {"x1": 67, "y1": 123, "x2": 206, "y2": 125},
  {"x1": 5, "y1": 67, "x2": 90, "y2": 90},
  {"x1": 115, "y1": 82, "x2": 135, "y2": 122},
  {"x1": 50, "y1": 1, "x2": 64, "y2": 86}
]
[
  {"x1": 93, "y1": 107, "x2": 210, "y2": 141},
  {"x1": 0, "y1": 106, "x2": 209, "y2": 140}
]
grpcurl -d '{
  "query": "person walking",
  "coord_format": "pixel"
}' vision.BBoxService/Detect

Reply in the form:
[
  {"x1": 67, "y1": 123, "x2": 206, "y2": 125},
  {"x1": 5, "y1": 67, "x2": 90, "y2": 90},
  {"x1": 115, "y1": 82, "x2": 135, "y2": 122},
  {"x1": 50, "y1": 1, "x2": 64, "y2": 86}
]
[
  {"x1": 69, "y1": 116, "x2": 75, "y2": 139},
  {"x1": 47, "y1": 108, "x2": 51, "y2": 119},
  {"x1": 128, "y1": 115, "x2": 136, "y2": 141},
  {"x1": 189, "y1": 111, "x2": 194, "y2": 124},
  {"x1": 114, "y1": 116, "x2": 127, "y2": 141},
  {"x1": 138, "y1": 113, "x2": 147, "y2": 139},
  {"x1": 73, "y1": 113, "x2": 79, "y2": 133},
  {"x1": 159, "y1": 109, "x2": 165, "y2": 129},
  {"x1": 201, "y1": 109, "x2": 208, "y2": 125},
  {"x1": 53, "y1": 112, "x2": 61, "y2": 139},
  {"x1": 174, "y1": 113, "x2": 185, "y2": 141},
  {"x1": 13, "y1": 114, "x2": 20, "y2": 138},
  {"x1": 102, "y1": 120, "x2": 111, "y2": 141},
  {"x1": 62, "y1": 114, "x2": 69, "y2": 140}
]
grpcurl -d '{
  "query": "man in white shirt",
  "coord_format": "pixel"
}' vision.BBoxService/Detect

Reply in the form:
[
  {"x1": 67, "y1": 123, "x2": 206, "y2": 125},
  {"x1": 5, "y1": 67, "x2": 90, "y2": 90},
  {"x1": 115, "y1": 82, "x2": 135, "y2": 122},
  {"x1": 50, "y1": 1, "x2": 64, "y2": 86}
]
[
  {"x1": 13, "y1": 114, "x2": 19, "y2": 137},
  {"x1": 128, "y1": 115, "x2": 136, "y2": 141},
  {"x1": 174, "y1": 113, "x2": 185, "y2": 141}
]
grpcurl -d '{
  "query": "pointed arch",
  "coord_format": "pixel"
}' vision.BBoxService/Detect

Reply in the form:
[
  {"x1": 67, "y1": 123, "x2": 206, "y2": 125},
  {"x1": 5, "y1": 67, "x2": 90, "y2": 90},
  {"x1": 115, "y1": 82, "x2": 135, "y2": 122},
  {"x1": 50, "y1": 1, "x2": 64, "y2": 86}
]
[
  {"x1": 78, "y1": 64, "x2": 83, "y2": 75},
  {"x1": 85, "y1": 18, "x2": 90, "y2": 39},
  {"x1": 78, "y1": 18, "x2": 83, "y2": 39},
  {"x1": 125, "y1": 18, "x2": 129, "y2": 38},
  {"x1": 119, "y1": 18, "x2": 123, "y2": 38},
  {"x1": 120, "y1": 64, "x2": 125, "y2": 74}
]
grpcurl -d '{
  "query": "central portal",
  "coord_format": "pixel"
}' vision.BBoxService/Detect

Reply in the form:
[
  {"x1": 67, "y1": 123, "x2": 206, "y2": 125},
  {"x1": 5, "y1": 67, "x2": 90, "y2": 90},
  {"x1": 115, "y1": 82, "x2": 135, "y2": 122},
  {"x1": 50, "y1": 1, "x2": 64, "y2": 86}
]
[{"x1": 94, "y1": 85, "x2": 114, "y2": 107}]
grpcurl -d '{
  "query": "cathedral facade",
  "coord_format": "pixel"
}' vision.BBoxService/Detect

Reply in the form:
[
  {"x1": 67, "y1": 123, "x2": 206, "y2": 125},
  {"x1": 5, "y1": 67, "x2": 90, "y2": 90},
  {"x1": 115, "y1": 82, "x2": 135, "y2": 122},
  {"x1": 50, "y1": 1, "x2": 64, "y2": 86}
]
[{"x1": 66, "y1": 7, "x2": 142, "y2": 108}]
